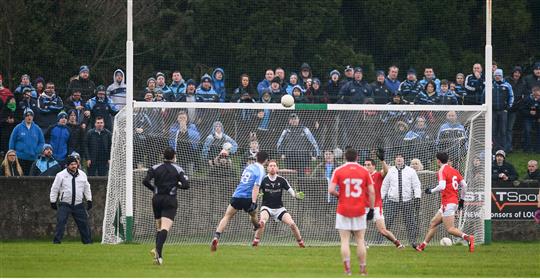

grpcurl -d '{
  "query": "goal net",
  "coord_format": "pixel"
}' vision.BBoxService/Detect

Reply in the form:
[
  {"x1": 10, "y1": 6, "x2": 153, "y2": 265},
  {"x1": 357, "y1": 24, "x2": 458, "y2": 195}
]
[{"x1": 102, "y1": 102, "x2": 486, "y2": 246}]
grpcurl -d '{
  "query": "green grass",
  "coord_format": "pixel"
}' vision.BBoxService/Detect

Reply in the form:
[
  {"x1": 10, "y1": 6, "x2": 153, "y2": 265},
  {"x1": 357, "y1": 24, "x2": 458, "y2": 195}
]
[
  {"x1": 1, "y1": 241, "x2": 539, "y2": 277},
  {"x1": 505, "y1": 151, "x2": 534, "y2": 179}
]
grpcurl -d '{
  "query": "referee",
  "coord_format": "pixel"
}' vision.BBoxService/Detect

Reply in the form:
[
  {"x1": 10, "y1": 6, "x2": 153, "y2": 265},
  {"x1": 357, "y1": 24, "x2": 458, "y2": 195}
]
[{"x1": 143, "y1": 147, "x2": 189, "y2": 265}]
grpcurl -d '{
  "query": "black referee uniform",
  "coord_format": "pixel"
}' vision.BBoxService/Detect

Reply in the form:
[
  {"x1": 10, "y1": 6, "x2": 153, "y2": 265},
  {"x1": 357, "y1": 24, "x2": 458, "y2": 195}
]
[{"x1": 143, "y1": 161, "x2": 189, "y2": 220}]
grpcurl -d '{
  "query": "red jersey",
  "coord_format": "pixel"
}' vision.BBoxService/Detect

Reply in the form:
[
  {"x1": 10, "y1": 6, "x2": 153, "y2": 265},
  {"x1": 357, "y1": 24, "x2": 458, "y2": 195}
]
[
  {"x1": 330, "y1": 162, "x2": 374, "y2": 217},
  {"x1": 364, "y1": 171, "x2": 383, "y2": 208},
  {"x1": 438, "y1": 164, "x2": 463, "y2": 205}
]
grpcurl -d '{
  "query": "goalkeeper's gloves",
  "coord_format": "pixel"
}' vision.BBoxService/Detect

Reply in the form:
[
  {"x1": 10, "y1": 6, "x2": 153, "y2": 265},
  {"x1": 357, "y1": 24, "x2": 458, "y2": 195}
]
[
  {"x1": 296, "y1": 191, "x2": 305, "y2": 200},
  {"x1": 50, "y1": 202, "x2": 57, "y2": 210},
  {"x1": 376, "y1": 148, "x2": 385, "y2": 161},
  {"x1": 87, "y1": 201, "x2": 93, "y2": 211},
  {"x1": 366, "y1": 208, "x2": 374, "y2": 221},
  {"x1": 247, "y1": 202, "x2": 258, "y2": 213},
  {"x1": 424, "y1": 188, "x2": 432, "y2": 194},
  {"x1": 458, "y1": 199, "x2": 464, "y2": 211}
]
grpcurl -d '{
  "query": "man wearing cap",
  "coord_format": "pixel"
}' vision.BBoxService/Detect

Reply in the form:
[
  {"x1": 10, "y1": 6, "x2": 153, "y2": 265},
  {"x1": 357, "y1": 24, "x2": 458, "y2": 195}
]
[
  {"x1": 505, "y1": 66, "x2": 526, "y2": 153},
  {"x1": 483, "y1": 69, "x2": 513, "y2": 151},
  {"x1": 196, "y1": 74, "x2": 219, "y2": 102},
  {"x1": 37, "y1": 82, "x2": 64, "y2": 134},
  {"x1": 339, "y1": 66, "x2": 354, "y2": 88},
  {"x1": 156, "y1": 72, "x2": 172, "y2": 97},
  {"x1": 67, "y1": 65, "x2": 96, "y2": 100},
  {"x1": 520, "y1": 86, "x2": 540, "y2": 153},
  {"x1": 524, "y1": 62, "x2": 540, "y2": 94},
  {"x1": 29, "y1": 143, "x2": 62, "y2": 176},
  {"x1": 465, "y1": 63, "x2": 485, "y2": 104},
  {"x1": 45, "y1": 112, "x2": 71, "y2": 162},
  {"x1": 299, "y1": 63, "x2": 313, "y2": 88},
  {"x1": 18, "y1": 87, "x2": 39, "y2": 118},
  {"x1": 8, "y1": 108, "x2": 44, "y2": 175},
  {"x1": 85, "y1": 85, "x2": 119, "y2": 130},
  {"x1": 385, "y1": 65, "x2": 400, "y2": 94},
  {"x1": 338, "y1": 67, "x2": 372, "y2": 104},
  {"x1": 491, "y1": 150, "x2": 518, "y2": 186},
  {"x1": 398, "y1": 69, "x2": 423, "y2": 104},
  {"x1": 269, "y1": 77, "x2": 286, "y2": 97},
  {"x1": 277, "y1": 113, "x2": 320, "y2": 176},
  {"x1": 50, "y1": 155, "x2": 92, "y2": 244},
  {"x1": 371, "y1": 70, "x2": 392, "y2": 104}
]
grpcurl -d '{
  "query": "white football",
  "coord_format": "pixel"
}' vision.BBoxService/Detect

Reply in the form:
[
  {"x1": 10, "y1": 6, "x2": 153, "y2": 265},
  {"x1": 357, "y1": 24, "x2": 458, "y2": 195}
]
[
  {"x1": 440, "y1": 237, "x2": 453, "y2": 246},
  {"x1": 281, "y1": 94, "x2": 295, "y2": 108}
]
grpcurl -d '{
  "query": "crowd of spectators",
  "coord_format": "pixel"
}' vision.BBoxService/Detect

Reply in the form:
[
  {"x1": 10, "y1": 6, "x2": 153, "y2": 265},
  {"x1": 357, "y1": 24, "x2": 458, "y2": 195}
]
[{"x1": 0, "y1": 61, "x2": 539, "y2": 180}]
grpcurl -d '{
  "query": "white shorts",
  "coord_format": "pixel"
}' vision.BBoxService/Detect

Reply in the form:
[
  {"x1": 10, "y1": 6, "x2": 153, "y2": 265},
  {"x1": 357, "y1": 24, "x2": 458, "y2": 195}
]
[
  {"x1": 260, "y1": 206, "x2": 288, "y2": 222},
  {"x1": 438, "y1": 203, "x2": 458, "y2": 217},
  {"x1": 335, "y1": 213, "x2": 367, "y2": 231},
  {"x1": 365, "y1": 207, "x2": 384, "y2": 222}
]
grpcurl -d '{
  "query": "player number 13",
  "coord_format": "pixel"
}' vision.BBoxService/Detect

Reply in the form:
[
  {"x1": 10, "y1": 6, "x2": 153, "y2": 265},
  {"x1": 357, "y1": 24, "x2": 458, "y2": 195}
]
[{"x1": 343, "y1": 178, "x2": 363, "y2": 198}]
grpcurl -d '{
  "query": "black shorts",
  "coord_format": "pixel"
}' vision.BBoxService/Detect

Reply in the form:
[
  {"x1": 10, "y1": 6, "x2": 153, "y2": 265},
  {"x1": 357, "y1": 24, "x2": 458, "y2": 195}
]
[
  {"x1": 230, "y1": 197, "x2": 252, "y2": 212},
  {"x1": 152, "y1": 195, "x2": 178, "y2": 220}
]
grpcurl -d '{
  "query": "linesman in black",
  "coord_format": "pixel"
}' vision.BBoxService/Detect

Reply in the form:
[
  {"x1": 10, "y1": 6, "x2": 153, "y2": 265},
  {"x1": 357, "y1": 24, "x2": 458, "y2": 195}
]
[
  {"x1": 143, "y1": 147, "x2": 189, "y2": 265},
  {"x1": 252, "y1": 160, "x2": 305, "y2": 247}
]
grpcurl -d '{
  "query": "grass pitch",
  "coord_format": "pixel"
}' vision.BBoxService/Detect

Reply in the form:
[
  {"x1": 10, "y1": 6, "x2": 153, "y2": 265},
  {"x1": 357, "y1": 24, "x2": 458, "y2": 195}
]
[{"x1": 1, "y1": 241, "x2": 539, "y2": 277}]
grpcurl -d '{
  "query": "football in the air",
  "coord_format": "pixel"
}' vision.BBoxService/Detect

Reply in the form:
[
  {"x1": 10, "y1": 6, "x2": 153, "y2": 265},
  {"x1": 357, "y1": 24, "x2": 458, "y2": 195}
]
[
  {"x1": 281, "y1": 94, "x2": 295, "y2": 108},
  {"x1": 440, "y1": 237, "x2": 453, "y2": 246}
]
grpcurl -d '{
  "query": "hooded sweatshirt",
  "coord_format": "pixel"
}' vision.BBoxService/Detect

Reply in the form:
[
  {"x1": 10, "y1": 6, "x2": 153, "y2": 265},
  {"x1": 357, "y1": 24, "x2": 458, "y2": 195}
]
[
  {"x1": 212, "y1": 68, "x2": 226, "y2": 102},
  {"x1": 202, "y1": 121, "x2": 238, "y2": 160},
  {"x1": 106, "y1": 69, "x2": 126, "y2": 109}
]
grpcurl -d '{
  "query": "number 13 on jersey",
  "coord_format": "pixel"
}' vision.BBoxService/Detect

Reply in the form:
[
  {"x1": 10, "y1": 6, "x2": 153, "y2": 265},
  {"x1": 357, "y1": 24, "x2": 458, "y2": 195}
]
[{"x1": 343, "y1": 178, "x2": 363, "y2": 198}]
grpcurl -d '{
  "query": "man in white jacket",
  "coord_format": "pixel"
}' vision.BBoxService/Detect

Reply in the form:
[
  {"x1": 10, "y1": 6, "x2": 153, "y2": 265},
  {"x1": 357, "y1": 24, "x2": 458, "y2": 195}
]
[
  {"x1": 381, "y1": 154, "x2": 422, "y2": 248},
  {"x1": 50, "y1": 155, "x2": 92, "y2": 244}
]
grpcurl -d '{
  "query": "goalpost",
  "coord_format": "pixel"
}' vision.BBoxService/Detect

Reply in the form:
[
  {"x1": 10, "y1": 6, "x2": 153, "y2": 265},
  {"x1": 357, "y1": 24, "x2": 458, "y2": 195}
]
[
  {"x1": 102, "y1": 0, "x2": 493, "y2": 246},
  {"x1": 102, "y1": 102, "x2": 488, "y2": 246}
]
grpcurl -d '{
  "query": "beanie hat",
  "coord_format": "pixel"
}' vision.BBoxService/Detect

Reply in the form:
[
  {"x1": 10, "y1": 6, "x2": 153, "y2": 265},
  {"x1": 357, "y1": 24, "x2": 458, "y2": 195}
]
[
  {"x1": 512, "y1": 66, "x2": 522, "y2": 74},
  {"x1": 57, "y1": 111, "x2": 68, "y2": 121},
  {"x1": 494, "y1": 69, "x2": 503, "y2": 77},
  {"x1": 534, "y1": 62, "x2": 540, "y2": 70},
  {"x1": 24, "y1": 108, "x2": 34, "y2": 116},
  {"x1": 65, "y1": 155, "x2": 78, "y2": 166},
  {"x1": 42, "y1": 144, "x2": 53, "y2": 152},
  {"x1": 156, "y1": 72, "x2": 165, "y2": 79},
  {"x1": 79, "y1": 65, "x2": 90, "y2": 74},
  {"x1": 300, "y1": 63, "x2": 311, "y2": 71},
  {"x1": 407, "y1": 68, "x2": 417, "y2": 75},
  {"x1": 95, "y1": 85, "x2": 106, "y2": 93},
  {"x1": 22, "y1": 87, "x2": 33, "y2": 93},
  {"x1": 344, "y1": 65, "x2": 353, "y2": 72},
  {"x1": 376, "y1": 70, "x2": 385, "y2": 77},
  {"x1": 35, "y1": 76, "x2": 45, "y2": 85},
  {"x1": 186, "y1": 79, "x2": 196, "y2": 87},
  {"x1": 329, "y1": 69, "x2": 341, "y2": 78},
  {"x1": 22, "y1": 74, "x2": 31, "y2": 80},
  {"x1": 146, "y1": 77, "x2": 156, "y2": 85},
  {"x1": 312, "y1": 78, "x2": 321, "y2": 85},
  {"x1": 354, "y1": 67, "x2": 363, "y2": 73},
  {"x1": 271, "y1": 77, "x2": 281, "y2": 84},
  {"x1": 201, "y1": 74, "x2": 212, "y2": 83}
]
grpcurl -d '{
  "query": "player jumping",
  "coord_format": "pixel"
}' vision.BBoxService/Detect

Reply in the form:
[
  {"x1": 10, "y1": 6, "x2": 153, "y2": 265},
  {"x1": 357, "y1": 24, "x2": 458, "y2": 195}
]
[
  {"x1": 329, "y1": 148, "x2": 375, "y2": 276},
  {"x1": 252, "y1": 160, "x2": 305, "y2": 248},
  {"x1": 363, "y1": 150, "x2": 404, "y2": 249},
  {"x1": 143, "y1": 147, "x2": 190, "y2": 265},
  {"x1": 211, "y1": 151, "x2": 269, "y2": 252},
  {"x1": 416, "y1": 152, "x2": 475, "y2": 252}
]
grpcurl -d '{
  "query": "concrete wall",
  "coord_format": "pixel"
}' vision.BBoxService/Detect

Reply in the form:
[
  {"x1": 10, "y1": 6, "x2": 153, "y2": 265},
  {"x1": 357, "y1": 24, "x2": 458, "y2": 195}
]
[{"x1": 0, "y1": 177, "x2": 538, "y2": 242}]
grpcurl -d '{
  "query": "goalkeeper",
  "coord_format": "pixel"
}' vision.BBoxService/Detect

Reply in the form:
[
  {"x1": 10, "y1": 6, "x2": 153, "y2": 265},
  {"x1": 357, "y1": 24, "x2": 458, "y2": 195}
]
[
  {"x1": 143, "y1": 147, "x2": 190, "y2": 265},
  {"x1": 252, "y1": 160, "x2": 305, "y2": 248}
]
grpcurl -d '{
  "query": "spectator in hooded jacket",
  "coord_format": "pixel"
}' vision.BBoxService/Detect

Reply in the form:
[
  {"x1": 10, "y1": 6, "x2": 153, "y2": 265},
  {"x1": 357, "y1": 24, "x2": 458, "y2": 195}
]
[
  {"x1": 67, "y1": 65, "x2": 96, "y2": 100},
  {"x1": 398, "y1": 68, "x2": 423, "y2": 104},
  {"x1": 385, "y1": 65, "x2": 400, "y2": 94},
  {"x1": 106, "y1": 69, "x2": 126, "y2": 109},
  {"x1": 14, "y1": 74, "x2": 37, "y2": 101},
  {"x1": 36, "y1": 82, "x2": 64, "y2": 133},
  {"x1": 66, "y1": 109, "x2": 86, "y2": 161},
  {"x1": 232, "y1": 74, "x2": 257, "y2": 102},
  {"x1": 168, "y1": 110, "x2": 200, "y2": 176},
  {"x1": 196, "y1": 74, "x2": 219, "y2": 102},
  {"x1": 168, "y1": 70, "x2": 187, "y2": 101},
  {"x1": 257, "y1": 69, "x2": 274, "y2": 98},
  {"x1": 212, "y1": 68, "x2": 226, "y2": 102},
  {"x1": 299, "y1": 63, "x2": 312, "y2": 88},
  {"x1": 371, "y1": 70, "x2": 392, "y2": 104},
  {"x1": 1, "y1": 149, "x2": 23, "y2": 176},
  {"x1": 419, "y1": 67, "x2": 441, "y2": 94},
  {"x1": 482, "y1": 69, "x2": 514, "y2": 151},
  {"x1": 338, "y1": 67, "x2": 372, "y2": 104},
  {"x1": 524, "y1": 62, "x2": 540, "y2": 94},
  {"x1": 202, "y1": 121, "x2": 238, "y2": 165},
  {"x1": 464, "y1": 63, "x2": 485, "y2": 105},
  {"x1": 1, "y1": 96, "x2": 20, "y2": 155},
  {"x1": 29, "y1": 144, "x2": 62, "y2": 176},
  {"x1": 492, "y1": 150, "x2": 518, "y2": 185},
  {"x1": 155, "y1": 72, "x2": 172, "y2": 97},
  {"x1": 18, "y1": 88, "x2": 39, "y2": 119},
  {"x1": 286, "y1": 73, "x2": 301, "y2": 95},
  {"x1": 291, "y1": 85, "x2": 307, "y2": 104},
  {"x1": 9, "y1": 108, "x2": 44, "y2": 174},
  {"x1": 520, "y1": 86, "x2": 540, "y2": 153},
  {"x1": 85, "y1": 85, "x2": 119, "y2": 131},
  {"x1": 324, "y1": 69, "x2": 341, "y2": 104},
  {"x1": 63, "y1": 89, "x2": 87, "y2": 129},
  {"x1": 45, "y1": 112, "x2": 71, "y2": 162},
  {"x1": 505, "y1": 66, "x2": 526, "y2": 152},
  {"x1": 85, "y1": 116, "x2": 112, "y2": 176}
]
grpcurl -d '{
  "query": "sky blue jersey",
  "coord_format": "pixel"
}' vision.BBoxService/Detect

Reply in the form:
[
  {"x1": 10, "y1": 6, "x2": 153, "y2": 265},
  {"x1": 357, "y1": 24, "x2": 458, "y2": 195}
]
[{"x1": 232, "y1": 162, "x2": 265, "y2": 198}]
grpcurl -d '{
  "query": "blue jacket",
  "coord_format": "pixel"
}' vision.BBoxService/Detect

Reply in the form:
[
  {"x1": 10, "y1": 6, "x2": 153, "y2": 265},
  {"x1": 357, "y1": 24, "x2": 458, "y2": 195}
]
[
  {"x1": 465, "y1": 73, "x2": 485, "y2": 97},
  {"x1": 257, "y1": 80, "x2": 271, "y2": 98},
  {"x1": 212, "y1": 68, "x2": 226, "y2": 102},
  {"x1": 436, "y1": 122, "x2": 467, "y2": 146},
  {"x1": 415, "y1": 91, "x2": 440, "y2": 105},
  {"x1": 168, "y1": 80, "x2": 187, "y2": 101},
  {"x1": 46, "y1": 124, "x2": 71, "y2": 161},
  {"x1": 29, "y1": 155, "x2": 61, "y2": 176},
  {"x1": 168, "y1": 122, "x2": 201, "y2": 151},
  {"x1": 384, "y1": 77, "x2": 400, "y2": 94},
  {"x1": 482, "y1": 80, "x2": 514, "y2": 111},
  {"x1": 398, "y1": 79, "x2": 423, "y2": 103},
  {"x1": 15, "y1": 84, "x2": 37, "y2": 99},
  {"x1": 202, "y1": 122, "x2": 238, "y2": 160},
  {"x1": 419, "y1": 77, "x2": 441, "y2": 94},
  {"x1": 9, "y1": 121, "x2": 45, "y2": 161},
  {"x1": 36, "y1": 93, "x2": 64, "y2": 129},
  {"x1": 195, "y1": 86, "x2": 219, "y2": 102},
  {"x1": 404, "y1": 127, "x2": 430, "y2": 141},
  {"x1": 439, "y1": 90, "x2": 458, "y2": 105},
  {"x1": 338, "y1": 79, "x2": 372, "y2": 104}
]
